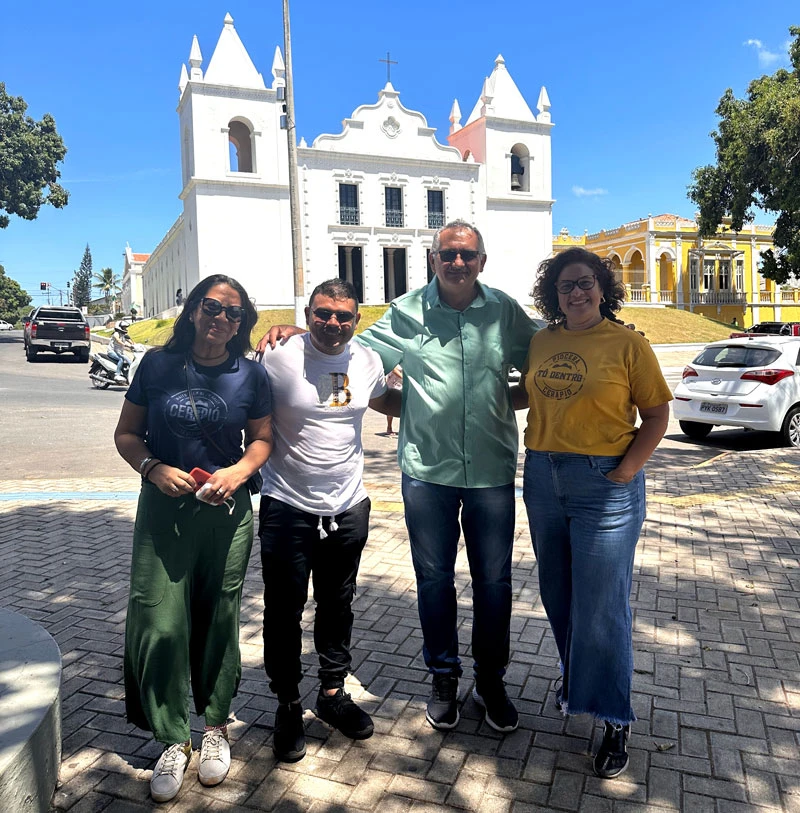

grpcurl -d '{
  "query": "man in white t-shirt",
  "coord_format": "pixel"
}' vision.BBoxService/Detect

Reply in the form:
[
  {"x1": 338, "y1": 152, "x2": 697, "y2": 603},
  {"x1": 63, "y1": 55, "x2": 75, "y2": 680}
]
[{"x1": 259, "y1": 279, "x2": 400, "y2": 763}]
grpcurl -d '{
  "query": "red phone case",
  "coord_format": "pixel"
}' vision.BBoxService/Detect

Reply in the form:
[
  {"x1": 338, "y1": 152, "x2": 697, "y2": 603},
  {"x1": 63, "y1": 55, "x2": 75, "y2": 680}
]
[{"x1": 189, "y1": 467, "x2": 212, "y2": 490}]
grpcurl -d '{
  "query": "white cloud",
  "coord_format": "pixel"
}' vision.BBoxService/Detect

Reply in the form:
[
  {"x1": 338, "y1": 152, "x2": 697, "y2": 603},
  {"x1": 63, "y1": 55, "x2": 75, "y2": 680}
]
[
  {"x1": 743, "y1": 38, "x2": 784, "y2": 67},
  {"x1": 572, "y1": 185, "x2": 608, "y2": 198}
]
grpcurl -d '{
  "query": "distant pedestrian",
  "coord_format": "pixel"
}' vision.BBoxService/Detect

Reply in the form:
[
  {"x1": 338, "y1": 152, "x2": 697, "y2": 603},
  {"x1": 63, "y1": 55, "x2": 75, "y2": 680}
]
[
  {"x1": 521, "y1": 248, "x2": 672, "y2": 779},
  {"x1": 385, "y1": 365, "x2": 403, "y2": 435},
  {"x1": 731, "y1": 316, "x2": 739, "y2": 328},
  {"x1": 176, "y1": 288, "x2": 184, "y2": 307},
  {"x1": 114, "y1": 274, "x2": 272, "y2": 803}
]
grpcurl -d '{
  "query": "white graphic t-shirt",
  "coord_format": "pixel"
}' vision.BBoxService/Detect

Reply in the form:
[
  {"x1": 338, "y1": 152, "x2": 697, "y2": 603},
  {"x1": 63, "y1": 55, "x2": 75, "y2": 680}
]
[{"x1": 260, "y1": 334, "x2": 387, "y2": 514}]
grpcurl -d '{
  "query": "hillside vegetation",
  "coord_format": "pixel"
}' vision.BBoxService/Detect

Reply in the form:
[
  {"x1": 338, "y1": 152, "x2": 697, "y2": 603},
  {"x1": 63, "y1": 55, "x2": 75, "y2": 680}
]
[{"x1": 126, "y1": 305, "x2": 733, "y2": 347}]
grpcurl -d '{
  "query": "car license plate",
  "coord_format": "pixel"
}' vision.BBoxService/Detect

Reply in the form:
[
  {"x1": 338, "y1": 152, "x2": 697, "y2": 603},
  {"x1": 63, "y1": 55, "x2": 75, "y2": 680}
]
[
  {"x1": 699, "y1": 402, "x2": 727, "y2": 415},
  {"x1": 53, "y1": 342, "x2": 71, "y2": 348}
]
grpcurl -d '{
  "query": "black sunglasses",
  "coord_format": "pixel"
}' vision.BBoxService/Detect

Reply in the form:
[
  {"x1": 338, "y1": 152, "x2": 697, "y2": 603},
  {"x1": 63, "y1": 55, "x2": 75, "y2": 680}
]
[
  {"x1": 201, "y1": 297, "x2": 244, "y2": 322},
  {"x1": 312, "y1": 307, "x2": 356, "y2": 324},
  {"x1": 437, "y1": 249, "x2": 481, "y2": 264}
]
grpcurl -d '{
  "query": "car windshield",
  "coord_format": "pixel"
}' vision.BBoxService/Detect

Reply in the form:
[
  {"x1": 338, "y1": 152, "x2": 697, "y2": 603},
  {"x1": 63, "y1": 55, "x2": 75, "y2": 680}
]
[{"x1": 693, "y1": 345, "x2": 782, "y2": 368}]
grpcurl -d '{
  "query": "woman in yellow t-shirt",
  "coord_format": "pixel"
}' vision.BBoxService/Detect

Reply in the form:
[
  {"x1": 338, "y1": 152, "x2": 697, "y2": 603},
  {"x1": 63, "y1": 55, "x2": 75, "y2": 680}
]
[{"x1": 521, "y1": 248, "x2": 672, "y2": 780}]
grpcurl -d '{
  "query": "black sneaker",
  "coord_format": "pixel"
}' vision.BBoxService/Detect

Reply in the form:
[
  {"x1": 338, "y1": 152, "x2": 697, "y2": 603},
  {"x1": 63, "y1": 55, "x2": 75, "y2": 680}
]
[
  {"x1": 593, "y1": 722, "x2": 630, "y2": 779},
  {"x1": 426, "y1": 674, "x2": 460, "y2": 730},
  {"x1": 472, "y1": 680, "x2": 519, "y2": 733},
  {"x1": 314, "y1": 688, "x2": 374, "y2": 739},
  {"x1": 273, "y1": 702, "x2": 306, "y2": 762}
]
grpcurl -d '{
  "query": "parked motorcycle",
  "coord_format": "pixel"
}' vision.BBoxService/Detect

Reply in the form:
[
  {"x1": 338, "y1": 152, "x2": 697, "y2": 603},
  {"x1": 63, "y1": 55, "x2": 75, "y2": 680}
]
[{"x1": 88, "y1": 344, "x2": 147, "y2": 389}]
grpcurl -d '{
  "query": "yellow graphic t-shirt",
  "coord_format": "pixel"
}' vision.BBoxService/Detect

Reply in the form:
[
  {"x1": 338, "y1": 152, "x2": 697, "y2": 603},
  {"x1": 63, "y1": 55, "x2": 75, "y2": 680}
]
[{"x1": 522, "y1": 319, "x2": 673, "y2": 455}]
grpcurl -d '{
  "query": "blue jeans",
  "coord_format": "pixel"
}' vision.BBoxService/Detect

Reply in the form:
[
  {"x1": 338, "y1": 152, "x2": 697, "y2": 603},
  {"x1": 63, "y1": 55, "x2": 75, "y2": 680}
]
[
  {"x1": 107, "y1": 349, "x2": 126, "y2": 377},
  {"x1": 522, "y1": 451, "x2": 644, "y2": 725},
  {"x1": 401, "y1": 473, "x2": 514, "y2": 679}
]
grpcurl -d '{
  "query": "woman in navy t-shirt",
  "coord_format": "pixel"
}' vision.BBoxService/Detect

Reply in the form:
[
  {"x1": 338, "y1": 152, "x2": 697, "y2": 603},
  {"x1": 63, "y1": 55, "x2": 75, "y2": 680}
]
[{"x1": 114, "y1": 274, "x2": 272, "y2": 803}]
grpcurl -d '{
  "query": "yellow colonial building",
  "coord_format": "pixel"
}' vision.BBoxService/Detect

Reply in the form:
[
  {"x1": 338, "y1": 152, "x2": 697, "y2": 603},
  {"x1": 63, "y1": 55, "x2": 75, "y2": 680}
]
[{"x1": 553, "y1": 214, "x2": 800, "y2": 327}]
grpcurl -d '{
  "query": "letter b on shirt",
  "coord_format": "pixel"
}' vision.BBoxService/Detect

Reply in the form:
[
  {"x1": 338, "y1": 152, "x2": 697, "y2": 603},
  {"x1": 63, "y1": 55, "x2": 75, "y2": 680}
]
[{"x1": 316, "y1": 373, "x2": 352, "y2": 408}]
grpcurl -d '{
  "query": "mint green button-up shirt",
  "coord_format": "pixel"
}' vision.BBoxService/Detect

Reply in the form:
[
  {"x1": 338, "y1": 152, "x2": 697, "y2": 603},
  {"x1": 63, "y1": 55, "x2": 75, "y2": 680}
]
[{"x1": 357, "y1": 279, "x2": 537, "y2": 488}]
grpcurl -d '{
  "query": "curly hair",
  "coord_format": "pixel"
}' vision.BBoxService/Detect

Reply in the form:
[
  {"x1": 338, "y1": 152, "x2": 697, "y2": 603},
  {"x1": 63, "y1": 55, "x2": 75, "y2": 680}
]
[
  {"x1": 163, "y1": 274, "x2": 258, "y2": 357},
  {"x1": 532, "y1": 248, "x2": 626, "y2": 325}
]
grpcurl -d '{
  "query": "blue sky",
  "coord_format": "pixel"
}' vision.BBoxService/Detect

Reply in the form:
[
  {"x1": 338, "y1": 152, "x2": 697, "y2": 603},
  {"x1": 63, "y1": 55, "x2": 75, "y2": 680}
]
[{"x1": 1, "y1": 0, "x2": 797, "y2": 304}]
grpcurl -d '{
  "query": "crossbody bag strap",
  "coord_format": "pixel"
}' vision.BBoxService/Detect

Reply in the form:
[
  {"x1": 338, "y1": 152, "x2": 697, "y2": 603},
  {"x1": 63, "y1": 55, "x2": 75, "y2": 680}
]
[{"x1": 184, "y1": 358, "x2": 240, "y2": 465}]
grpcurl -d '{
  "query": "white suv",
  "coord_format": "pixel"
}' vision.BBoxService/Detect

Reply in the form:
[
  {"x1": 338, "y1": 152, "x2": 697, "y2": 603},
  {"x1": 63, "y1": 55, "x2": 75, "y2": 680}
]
[{"x1": 673, "y1": 336, "x2": 800, "y2": 447}]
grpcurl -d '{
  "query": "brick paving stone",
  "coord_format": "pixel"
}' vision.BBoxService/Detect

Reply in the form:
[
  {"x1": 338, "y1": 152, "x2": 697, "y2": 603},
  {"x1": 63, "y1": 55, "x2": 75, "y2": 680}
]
[{"x1": 3, "y1": 420, "x2": 800, "y2": 811}]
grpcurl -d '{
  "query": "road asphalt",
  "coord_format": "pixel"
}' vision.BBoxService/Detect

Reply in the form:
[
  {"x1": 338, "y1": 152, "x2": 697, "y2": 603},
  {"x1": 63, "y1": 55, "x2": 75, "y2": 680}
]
[{"x1": 0, "y1": 342, "x2": 799, "y2": 811}]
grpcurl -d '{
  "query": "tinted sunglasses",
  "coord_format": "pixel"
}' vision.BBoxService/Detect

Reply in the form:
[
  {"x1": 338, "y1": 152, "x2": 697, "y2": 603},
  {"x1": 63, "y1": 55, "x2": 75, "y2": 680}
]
[
  {"x1": 437, "y1": 249, "x2": 481, "y2": 264},
  {"x1": 312, "y1": 307, "x2": 356, "y2": 324},
  {"x1": 201, "y1": 297, "x2": 244, "y2": 322},
  {"x1": 555, "y1": 275, "x2": 597, "y2": 294}
]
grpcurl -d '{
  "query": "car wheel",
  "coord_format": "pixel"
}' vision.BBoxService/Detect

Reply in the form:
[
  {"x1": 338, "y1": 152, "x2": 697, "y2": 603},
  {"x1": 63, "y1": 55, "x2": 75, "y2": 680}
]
[
  {"x1": 77, "y1": 349, "x2": 90, "y2": 363},
  {"x1": 25, "y1": 345, "x2": 38, "y2": 362},
  {"x1": 679, "y1": 420, "x2": 713, "y2": 440},
  {"x1": 781, "y1": 406, "x2": 800, "y2": 448}
]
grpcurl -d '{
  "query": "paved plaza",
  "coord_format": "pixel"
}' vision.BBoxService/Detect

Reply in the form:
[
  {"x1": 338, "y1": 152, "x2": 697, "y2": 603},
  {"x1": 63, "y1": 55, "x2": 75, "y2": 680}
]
[{"x1": 1, "y1": 418, "x2": 799, "y2": 812}]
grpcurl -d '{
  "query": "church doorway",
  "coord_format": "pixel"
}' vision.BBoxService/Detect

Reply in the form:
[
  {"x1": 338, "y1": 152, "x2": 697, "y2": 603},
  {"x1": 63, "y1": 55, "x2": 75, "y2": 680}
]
[
  {"x1": 383, "y1": 247, "x2": 407, "y2": 302},
  {"x1": 337, "y1": 246, "x2": 364, "y2": 303}
]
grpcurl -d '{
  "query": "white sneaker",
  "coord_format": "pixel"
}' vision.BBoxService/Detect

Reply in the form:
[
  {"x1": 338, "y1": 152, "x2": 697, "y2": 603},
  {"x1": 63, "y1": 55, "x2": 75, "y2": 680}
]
[
  {"x1": 198, "y1": 727, "x2": 230, "y2": 787},
  {"x1": 150, "y1": 741, "x2": 192, "y2": 802}
]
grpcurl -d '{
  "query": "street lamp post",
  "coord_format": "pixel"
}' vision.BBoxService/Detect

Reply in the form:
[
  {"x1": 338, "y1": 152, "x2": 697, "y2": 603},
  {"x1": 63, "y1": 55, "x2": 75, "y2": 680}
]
[{"x1": 282, "y1": 0, "x2": 305, "y2": 327}]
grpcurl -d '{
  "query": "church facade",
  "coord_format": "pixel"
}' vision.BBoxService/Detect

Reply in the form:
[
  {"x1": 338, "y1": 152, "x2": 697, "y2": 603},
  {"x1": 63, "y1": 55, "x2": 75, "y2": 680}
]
[{"x1": 125, "y1": 15, "x2": 553, "y2": 316}]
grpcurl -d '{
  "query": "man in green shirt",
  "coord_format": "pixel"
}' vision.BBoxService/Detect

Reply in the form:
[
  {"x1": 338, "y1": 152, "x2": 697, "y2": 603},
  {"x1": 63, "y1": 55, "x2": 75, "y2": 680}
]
[{"x1": 357, "y1": 220, "x2": 536, "y2": 733}]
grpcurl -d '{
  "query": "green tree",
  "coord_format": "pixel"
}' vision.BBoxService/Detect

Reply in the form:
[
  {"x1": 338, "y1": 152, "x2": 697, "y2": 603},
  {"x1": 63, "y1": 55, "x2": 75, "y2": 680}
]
[
  {"x1": 71, "y1": 244, "x2": 92, "y2": 307},
  {"x1": 0, "y1": 264, "x2": 32, "y2": 323},
  {"x1": 689, "y1": 27, "x2": 800, "y2": 282},
  {"x1": 0, "y1": 83, "x2": 68, "y2": 229},
  {"x1": 93, "y1": 266, "x2": 120, "y2": 311}
]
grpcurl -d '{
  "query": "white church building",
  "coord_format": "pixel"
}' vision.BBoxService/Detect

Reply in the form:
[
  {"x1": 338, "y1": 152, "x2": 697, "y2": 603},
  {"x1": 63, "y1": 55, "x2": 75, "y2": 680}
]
[{"x1": 126, "y1": 14, "x2": 554, "y2": 316}]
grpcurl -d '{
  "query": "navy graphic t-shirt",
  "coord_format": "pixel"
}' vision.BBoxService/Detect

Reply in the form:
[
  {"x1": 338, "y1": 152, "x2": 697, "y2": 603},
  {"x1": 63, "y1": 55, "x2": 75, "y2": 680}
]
[{"x1": 126, "y1": 349, "x2": 272, "y2": 473}]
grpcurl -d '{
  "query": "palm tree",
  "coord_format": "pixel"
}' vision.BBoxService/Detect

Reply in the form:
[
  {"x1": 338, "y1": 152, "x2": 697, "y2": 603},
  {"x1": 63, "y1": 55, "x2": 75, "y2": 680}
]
[{"x1": 93, "y1": 267, "x2": 121, "y2": 313}]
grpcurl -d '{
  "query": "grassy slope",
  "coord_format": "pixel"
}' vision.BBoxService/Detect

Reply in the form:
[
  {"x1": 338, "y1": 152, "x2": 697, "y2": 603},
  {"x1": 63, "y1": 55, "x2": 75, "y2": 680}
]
[
  {"x1": 616, "y1": 308, "x2": 733, "y2": 344},
  {"x1": 127, "y1": 306, "x2": 390, "y2": 347},
  {"x1": 127, "y1": 305, "x2": 733, "y2": 347}
]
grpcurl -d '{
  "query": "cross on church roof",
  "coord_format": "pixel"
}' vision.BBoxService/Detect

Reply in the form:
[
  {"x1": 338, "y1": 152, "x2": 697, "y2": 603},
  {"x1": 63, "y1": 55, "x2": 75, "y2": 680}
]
[{"x1": 379, "y1": 51, "x2": 398, "y2": 83}]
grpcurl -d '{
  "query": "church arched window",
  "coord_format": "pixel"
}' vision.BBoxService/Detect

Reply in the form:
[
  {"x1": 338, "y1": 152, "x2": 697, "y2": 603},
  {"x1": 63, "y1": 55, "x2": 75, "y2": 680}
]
[
  {"x1": 228, "y1": 119, "x2": 254, "y2": 173},
  {"x1": 510, "y1": 144, "x2": 530, "y2": 192}
]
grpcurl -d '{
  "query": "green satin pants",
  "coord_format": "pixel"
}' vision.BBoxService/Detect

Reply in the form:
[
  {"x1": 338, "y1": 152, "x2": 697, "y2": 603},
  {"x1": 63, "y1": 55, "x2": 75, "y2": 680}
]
[{"x1": 124, "y1": 482, "x2": 253, "y2": 744}]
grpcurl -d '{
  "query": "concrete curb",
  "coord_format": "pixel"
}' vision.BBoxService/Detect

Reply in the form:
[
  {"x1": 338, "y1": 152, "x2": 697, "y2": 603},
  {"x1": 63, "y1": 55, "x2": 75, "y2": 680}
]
[{"x1": 0, "y1": 608, "x2": 62, "y2": 813}]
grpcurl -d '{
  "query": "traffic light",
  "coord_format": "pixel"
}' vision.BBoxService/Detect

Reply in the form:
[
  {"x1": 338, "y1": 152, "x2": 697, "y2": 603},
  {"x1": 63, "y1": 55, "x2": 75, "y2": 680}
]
[{"x1": 40, "y1": 282, "x2": 47, "y2": 290}]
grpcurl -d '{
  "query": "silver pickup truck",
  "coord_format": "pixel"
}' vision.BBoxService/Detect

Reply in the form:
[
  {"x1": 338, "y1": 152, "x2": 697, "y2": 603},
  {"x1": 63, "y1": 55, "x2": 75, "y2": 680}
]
[{"x1": 24, "y1": 306, "x2": 91, "y2": 362}]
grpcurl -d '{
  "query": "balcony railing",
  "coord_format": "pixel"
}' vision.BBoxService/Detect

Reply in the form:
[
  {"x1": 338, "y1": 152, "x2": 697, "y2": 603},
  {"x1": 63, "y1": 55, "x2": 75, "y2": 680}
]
[
  {"x1": 339, "y1": 206, "x2": 359, "y2": 226},
  {"x1": 629, "y1": 288, "x2": 646, "y2": 302},
  {"x1": 689, "y1": 291, "x2": 747, "y2": 305},
  {"x1": 386, "y1": 210, "x2": 404, "y2": 228},
  {"x1": 427, "y1": 212, "x2": 445, "y2": 229},
  {"x1": 656, "y1": 290, "x2": 675, "y2": 304}
]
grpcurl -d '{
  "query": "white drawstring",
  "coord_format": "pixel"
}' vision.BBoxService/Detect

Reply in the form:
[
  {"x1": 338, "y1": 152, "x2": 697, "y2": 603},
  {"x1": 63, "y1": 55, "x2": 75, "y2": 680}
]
[{"x1": 317, "y1": 516, "x2": 339, "y2": 539}]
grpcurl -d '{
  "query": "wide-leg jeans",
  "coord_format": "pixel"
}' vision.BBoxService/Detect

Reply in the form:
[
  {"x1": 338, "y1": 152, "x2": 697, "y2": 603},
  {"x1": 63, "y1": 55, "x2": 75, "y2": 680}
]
[
  {"x1": 259, "y1": 495, "x2": 370, "y2": 703},
  {"x1": 401, "y1": 473, "x2": 514, "y2": 679},
  {"x1": 523, "y1": 450, "x2": 644, "y2": 725}
]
